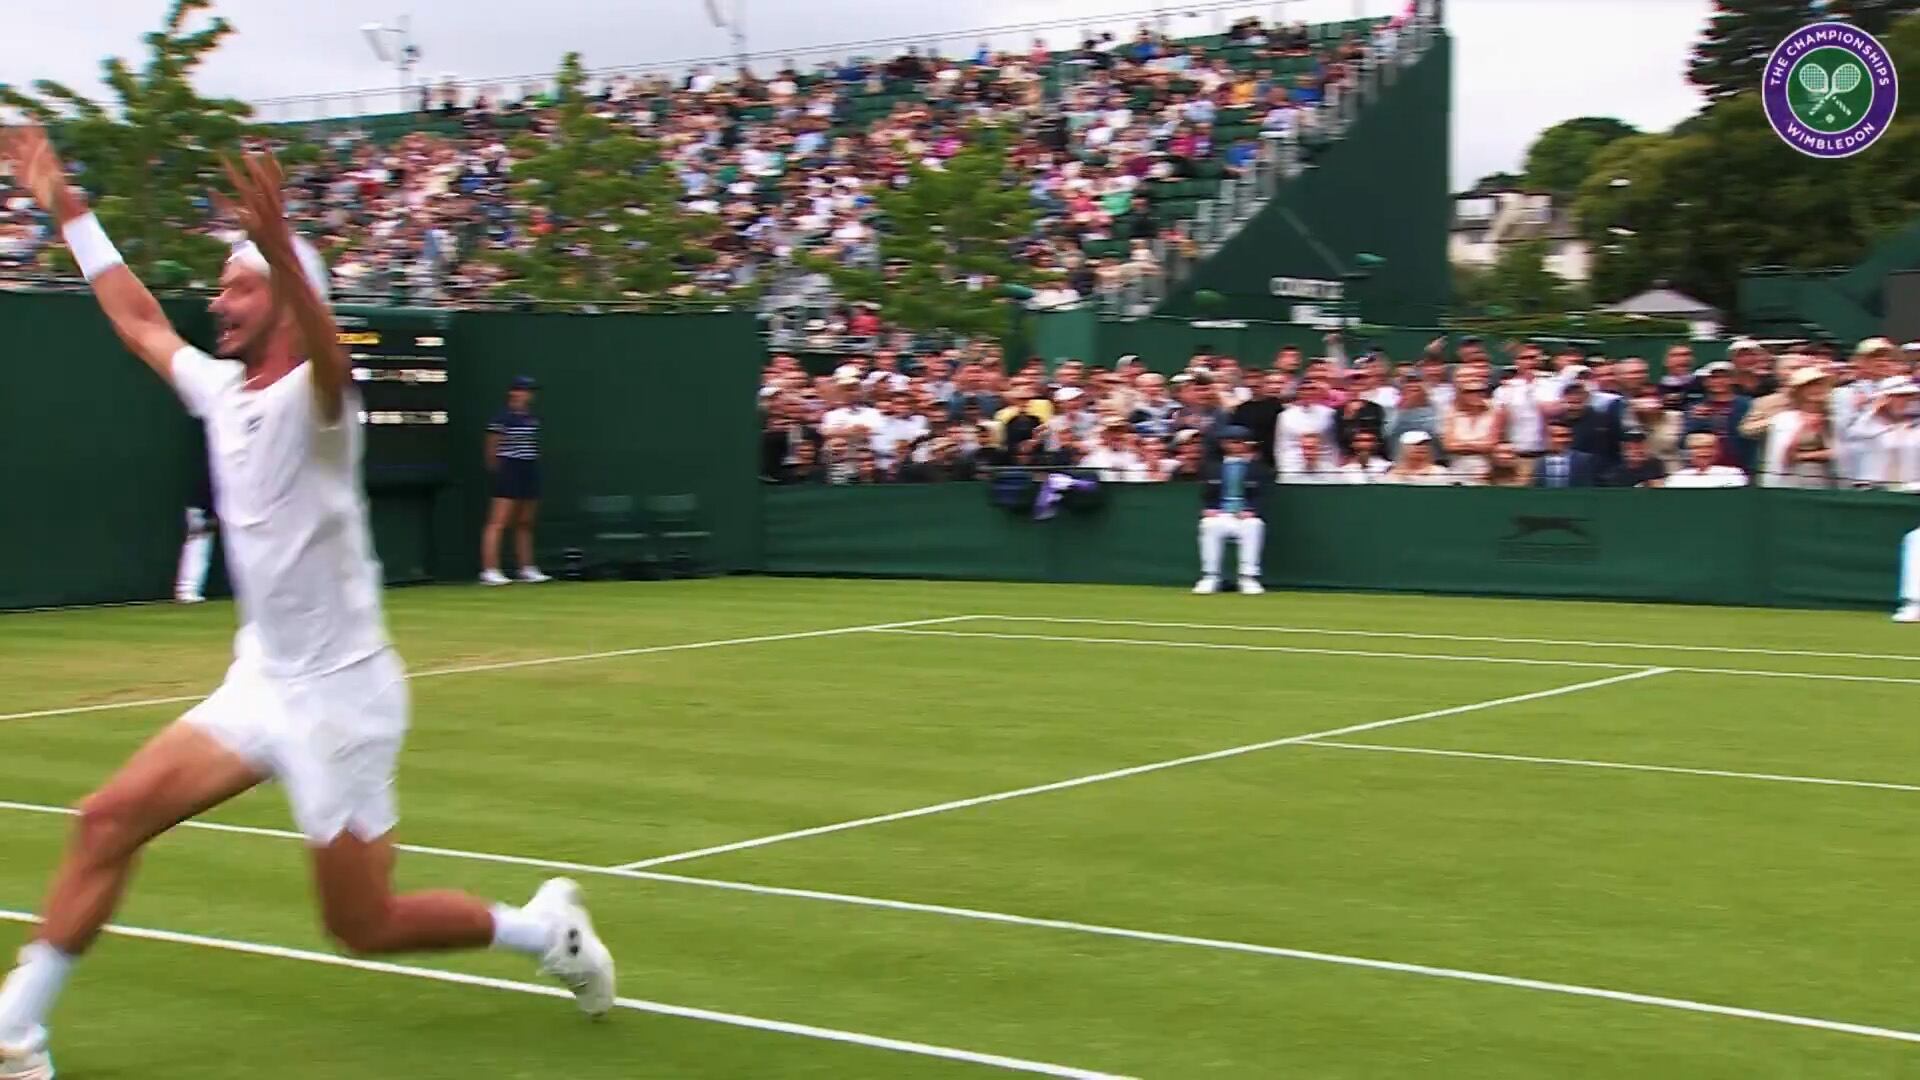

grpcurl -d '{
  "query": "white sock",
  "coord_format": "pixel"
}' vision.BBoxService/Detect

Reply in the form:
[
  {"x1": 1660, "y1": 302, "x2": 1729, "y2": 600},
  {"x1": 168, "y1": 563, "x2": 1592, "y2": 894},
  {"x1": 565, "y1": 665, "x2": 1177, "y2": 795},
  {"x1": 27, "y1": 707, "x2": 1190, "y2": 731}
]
[
  {"x1": 0, "y1": 942, "x2": 73, "y2": 1038},
  {"x1": 489, "y1": 904, "x2": 551, "y2": 956}
]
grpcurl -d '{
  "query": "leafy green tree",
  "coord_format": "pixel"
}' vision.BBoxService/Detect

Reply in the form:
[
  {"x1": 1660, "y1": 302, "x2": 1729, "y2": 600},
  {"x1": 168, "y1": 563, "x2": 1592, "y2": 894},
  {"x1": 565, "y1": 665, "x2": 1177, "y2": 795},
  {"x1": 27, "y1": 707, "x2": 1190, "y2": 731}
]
[
  {"x1": 1688, "y1": 0, "x2": 1820, "y2": 102},
  {"x1": 1521, "y1": 117, "x2": 1638, "y2": 201},
  {"x1": 1826, "y1": 0, "x2": 1909, "y2": 36},
  {"x1": 809, "y1": 127, "x2": 1039, "y2": 338},
  {"x1": 1482, "y1": 240, "x2": 1578, "y2": 316},
  {"x1": 488, "y1": 52, "x2": 719, "y2": 301},
  {"x1": 0, "y1": 0, "x2": 253, "y2": 285},
  {"x1": 1578, "y1": 12, "x2": 1920, "y2": 312}
]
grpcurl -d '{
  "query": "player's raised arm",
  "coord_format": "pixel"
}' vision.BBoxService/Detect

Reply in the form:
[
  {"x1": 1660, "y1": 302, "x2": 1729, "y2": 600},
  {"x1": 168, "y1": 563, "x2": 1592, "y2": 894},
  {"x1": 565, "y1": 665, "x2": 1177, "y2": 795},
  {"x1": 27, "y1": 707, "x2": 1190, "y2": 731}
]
[
  {"x1": 223, "y1": 152, "x2": 349, "y2": 423},
  {"x1": 0, "y1": 124, "x2": 187, "y2": 379}
]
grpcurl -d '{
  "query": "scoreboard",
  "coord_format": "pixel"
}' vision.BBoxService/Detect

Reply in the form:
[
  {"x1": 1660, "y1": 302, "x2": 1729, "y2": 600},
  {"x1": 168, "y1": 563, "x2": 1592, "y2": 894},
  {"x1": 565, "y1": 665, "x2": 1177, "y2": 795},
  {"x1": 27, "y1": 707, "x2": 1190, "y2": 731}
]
[{"x1": 334, "y1": 305, "x2": 453, "y2": 488}]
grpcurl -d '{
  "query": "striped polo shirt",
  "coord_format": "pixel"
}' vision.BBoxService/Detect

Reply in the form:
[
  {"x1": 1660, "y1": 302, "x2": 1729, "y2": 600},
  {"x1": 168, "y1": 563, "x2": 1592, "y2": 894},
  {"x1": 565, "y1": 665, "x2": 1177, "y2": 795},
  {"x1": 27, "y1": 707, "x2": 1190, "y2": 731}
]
[{"x1": 488, "y1": 408, "x2": 540, "y2": 461}]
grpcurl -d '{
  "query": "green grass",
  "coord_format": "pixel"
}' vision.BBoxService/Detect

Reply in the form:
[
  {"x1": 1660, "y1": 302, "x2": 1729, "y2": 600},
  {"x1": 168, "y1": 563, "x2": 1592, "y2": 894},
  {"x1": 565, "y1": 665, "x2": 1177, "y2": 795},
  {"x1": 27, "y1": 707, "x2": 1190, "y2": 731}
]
[{"x1": 1, "y1": 578, "x2": 1918, "y2": 1077}]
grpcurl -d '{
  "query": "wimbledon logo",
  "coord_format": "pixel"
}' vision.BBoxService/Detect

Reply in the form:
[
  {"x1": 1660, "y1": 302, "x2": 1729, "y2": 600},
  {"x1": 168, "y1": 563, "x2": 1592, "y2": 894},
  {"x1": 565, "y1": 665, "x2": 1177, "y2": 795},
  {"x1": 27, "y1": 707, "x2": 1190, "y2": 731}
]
[{"x1": 1764, "y1": 22, "x2": 1898, "y2": 158}]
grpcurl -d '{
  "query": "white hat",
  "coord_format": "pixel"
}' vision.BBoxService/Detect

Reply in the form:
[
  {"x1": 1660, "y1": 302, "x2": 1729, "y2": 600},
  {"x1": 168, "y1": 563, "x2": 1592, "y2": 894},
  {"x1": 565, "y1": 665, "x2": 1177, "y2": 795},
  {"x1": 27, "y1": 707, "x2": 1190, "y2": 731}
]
[
  {"x1": 1054, "y1": 386, "x2": 1084, "y2": 402},
  {"x1": 1855, "y1": 336, "x2": 1895, "y2": 357},
  {"x1": 1882, "y1": 376, "x2": 1920, "y2": 395},
  {"x1": 1399, "y1": 430, "x2": 1432, "y2": 447},
  {"x1": 1728, "y1": 337, "x2": 1761, "y2": 353},
  {"x1": 1788, "y1": 367, "x2": 1829, "y2": 388}
]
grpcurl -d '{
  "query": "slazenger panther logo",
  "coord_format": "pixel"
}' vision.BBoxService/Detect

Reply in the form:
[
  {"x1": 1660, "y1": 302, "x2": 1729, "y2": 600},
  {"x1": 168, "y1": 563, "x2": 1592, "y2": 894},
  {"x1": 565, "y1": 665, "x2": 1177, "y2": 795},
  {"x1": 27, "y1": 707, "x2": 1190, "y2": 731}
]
[{"x1": 1502, "y1": 516, "x2": 1592, "y2": 542}]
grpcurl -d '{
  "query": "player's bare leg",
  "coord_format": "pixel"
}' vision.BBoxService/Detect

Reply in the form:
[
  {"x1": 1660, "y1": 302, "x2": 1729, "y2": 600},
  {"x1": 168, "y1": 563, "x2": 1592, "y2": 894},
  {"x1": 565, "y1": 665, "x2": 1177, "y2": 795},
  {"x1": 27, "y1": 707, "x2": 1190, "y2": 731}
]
[
  {"x1": 312, "y1": 834, "x2": 615, "y2": 1013},
  {"x1": 0, "y1": 722, "x2": 263, "y2": 1075}
]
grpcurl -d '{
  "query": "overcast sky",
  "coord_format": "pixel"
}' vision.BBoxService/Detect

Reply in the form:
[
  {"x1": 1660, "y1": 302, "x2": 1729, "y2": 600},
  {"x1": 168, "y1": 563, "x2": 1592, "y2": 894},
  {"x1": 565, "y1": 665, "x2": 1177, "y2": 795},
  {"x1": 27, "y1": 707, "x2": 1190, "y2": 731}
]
[{"x1": 0, "y1": 0, "x2": 1713, "y2": 189}]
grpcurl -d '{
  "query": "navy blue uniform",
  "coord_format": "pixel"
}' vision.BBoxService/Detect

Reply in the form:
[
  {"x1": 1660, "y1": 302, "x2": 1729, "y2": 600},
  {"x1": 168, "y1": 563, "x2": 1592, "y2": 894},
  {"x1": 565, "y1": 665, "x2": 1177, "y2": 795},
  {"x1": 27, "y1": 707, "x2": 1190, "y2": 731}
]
[{"x1": 489, "y1": 408, "x2": 542, "y2": 500}]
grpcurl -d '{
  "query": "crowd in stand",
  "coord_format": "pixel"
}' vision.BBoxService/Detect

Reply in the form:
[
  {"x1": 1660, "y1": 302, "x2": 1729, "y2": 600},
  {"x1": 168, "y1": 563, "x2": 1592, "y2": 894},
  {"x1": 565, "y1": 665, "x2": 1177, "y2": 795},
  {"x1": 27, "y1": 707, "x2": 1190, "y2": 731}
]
[
  {"x1": 0, "y1": 16, "x2": 1382, "y2": 307},
  {"x1": 758, "y1": 335, "x2": 1920, "y2": 490}
]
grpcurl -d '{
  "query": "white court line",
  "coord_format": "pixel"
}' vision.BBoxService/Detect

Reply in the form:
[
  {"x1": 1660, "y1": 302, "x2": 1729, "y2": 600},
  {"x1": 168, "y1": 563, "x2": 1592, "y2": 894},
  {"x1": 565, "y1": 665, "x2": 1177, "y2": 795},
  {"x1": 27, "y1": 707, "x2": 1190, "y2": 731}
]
[
  {"x1": 0, "y1": 909, "x2": 1127, "y2": 1079},
  {"x1": 0, "y1": 615, "x2": 980, "y2": 723},
  {"x1": 881, "y1": 628, "x2": 1920, "y2": 687},
  {"x1": 988, "y1": 615, "x2": 1920, "y2": 665},
  {"x1": 1301, "y1": 740, "x2": 1920, "y2": 794},
  {"x1": 0, "y1": 800, "x2": 1914, "y2": 1049},
  {"x1": 613, "y1": 668, "x2": 1668, "y2": 871}
]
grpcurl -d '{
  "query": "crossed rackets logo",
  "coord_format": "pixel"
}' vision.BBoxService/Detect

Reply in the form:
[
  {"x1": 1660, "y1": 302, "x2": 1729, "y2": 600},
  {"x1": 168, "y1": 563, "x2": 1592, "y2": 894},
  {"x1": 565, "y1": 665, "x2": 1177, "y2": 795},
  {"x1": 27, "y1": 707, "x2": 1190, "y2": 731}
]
[{"x1": 1763, "y1": 23, "x2": 1897, "y2": 159}]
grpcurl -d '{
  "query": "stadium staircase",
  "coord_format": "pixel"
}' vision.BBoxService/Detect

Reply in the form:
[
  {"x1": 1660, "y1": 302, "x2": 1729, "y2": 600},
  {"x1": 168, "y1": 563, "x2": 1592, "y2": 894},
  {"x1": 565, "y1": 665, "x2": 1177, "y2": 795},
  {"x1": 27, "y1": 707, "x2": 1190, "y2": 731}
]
[{"x1": 1738, "y1": 217, "x2": 1920, "y2": 342}]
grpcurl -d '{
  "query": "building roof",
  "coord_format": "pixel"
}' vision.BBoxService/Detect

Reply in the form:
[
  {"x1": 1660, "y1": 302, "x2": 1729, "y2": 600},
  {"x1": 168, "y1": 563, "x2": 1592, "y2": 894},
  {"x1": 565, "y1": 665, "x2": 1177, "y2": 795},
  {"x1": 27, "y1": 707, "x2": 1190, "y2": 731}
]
[{"x1": 1600, "y1": 287, "x2": 1720, "y2": 318}]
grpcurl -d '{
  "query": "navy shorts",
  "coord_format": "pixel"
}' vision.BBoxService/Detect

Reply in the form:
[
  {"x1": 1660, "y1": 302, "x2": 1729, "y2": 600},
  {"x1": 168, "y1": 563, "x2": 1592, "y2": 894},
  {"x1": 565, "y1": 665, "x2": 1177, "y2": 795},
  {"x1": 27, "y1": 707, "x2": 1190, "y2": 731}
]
[{"x1": 492, "y1": 458, "x2": 541, "y2": 501}]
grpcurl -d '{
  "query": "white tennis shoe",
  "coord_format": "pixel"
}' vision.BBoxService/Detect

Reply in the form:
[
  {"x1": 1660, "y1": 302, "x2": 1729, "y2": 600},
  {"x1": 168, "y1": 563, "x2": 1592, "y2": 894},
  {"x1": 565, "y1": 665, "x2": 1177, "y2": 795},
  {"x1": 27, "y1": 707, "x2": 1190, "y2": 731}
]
[{"x1": 524, "y1": 878, "x2": 615, "y2": 1017}]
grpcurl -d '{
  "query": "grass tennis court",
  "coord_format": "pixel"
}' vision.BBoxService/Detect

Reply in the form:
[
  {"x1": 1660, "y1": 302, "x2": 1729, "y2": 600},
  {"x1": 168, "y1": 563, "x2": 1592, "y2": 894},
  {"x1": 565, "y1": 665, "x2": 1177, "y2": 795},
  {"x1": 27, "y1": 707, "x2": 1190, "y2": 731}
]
[{"x1": 2, "y1": 578, "x2": 1917, "y2": 1077}]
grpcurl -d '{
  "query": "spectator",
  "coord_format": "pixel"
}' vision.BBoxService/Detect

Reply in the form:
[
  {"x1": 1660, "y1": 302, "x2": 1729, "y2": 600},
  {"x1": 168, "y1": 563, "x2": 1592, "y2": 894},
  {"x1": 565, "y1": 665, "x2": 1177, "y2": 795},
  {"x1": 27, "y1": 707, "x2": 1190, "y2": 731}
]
[
  {"x1": 1334, "y1": 370, "x2": 1388, "y2": 455},
  {"x1": 1168, "y1": 374, "x2": 1232, "y2": 455},
  {"x1": 1129, "y1": 373, "x2": 1180, "y2": 437},
  {"x1": 1485, "y1": 442, "x2": 1533, "y2": 488},
  {"x1": 1558, "y1": 380, "x2": 1623, "y2": 468},
  {"x1": 1682, "y1": 361, "x2": 1746, "y2": 469},
  {"x1": 1276, "y1": 377, "x2": 1336, "y2": 473},
  {"x1": 1282, "y1": 432, "x2": 1342, "y2": 483},
  {"x1": 1533, "y1": 421, "x2": 1599, "y2": 488},
  {"x1": 1384, "y1": 430, "x2": 1452, "y2": 485},
  {"x1": 1666, "y1": 432, "x2": 1750, "y2": 488},
  {"x1": 1493, "y1": 343, "x2": 1556, "y2": 455},
  {"x1": 1761, "y1": 367, "x2": 1837, "y2": 488},
  {"x1": 1339, "y1": 428, "x2": 1392, "y2": 483},
  {"x1": 1387, "y1": 375, "x2": 1442, "y2": 456},
  {"x1": 1231, "y1": 371, "x2": 1286, "y2": 466},
  {"x1": 1603, "y1": 431, "x2": 1668, "y2": 488},
  {"x1": 1632, "y1": 390, "x2": 1682, "y2": 469},
  {"x1": 1441, "y1": 376, "x2": 1500, "y2": 482},
  {"x1": 1167, "y1": 432, "x2": 1206, "y2": 481},
  {"x1": 1081, "y1": 419, "x2": 1151, "y2": 481},
  {"x1": 781, "y1": 438, "x2": 826, "y2": 484},
  {"x1": 1847, "y1": 378, "x2": 1920, "y2": 489},
  {"x1": 1659, "y1": 343, "x2": 1699, "y2": 411},
  {"x1": 1194, "y1": 426, "x2": 1269, "y2": 595},
  {"x1": 1728, "y1": 338, "x2": 1779, "y2": 399},
  {"x1": 1052, "y1": 386, "x2": 1101, "y2": 443}
]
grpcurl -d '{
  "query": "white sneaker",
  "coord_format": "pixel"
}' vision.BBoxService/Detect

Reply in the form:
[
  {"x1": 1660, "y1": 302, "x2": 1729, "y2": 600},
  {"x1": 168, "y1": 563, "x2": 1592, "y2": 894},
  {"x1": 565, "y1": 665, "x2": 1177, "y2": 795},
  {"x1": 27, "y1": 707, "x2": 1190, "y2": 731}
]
[
  {"x1": 517, "y1": 567, "x2": 553, "y2": 584},
  {"x1": 1238, "y1": 578, "x2": 1265, "y2": 595},
  {"x1": 479, "y1": 569, "x2": 512, "y2": 586},
  {"x1": 1895, "y1": 603, "x2": 1920, "y2": 624},
  {"x1": 524, "y1": 878, "x2": 615, "y2": 1017},
  {"x1": 0, "y1": 1025, "x2": 54, "y2": 1080},
  {"x1": 173, "y1": 592, "x2": 205, "y2": 605},
  {"x1": 1192, "y1": 576, "x2": 1220, "y2": 595}
]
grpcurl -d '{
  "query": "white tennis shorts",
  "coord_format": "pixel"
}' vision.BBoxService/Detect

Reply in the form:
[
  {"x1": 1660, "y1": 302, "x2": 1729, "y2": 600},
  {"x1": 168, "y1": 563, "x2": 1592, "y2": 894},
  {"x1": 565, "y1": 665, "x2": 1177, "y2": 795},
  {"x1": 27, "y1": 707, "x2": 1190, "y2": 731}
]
[{"x1": 183, "y1": 645, "x2": 409, "y2": 844}]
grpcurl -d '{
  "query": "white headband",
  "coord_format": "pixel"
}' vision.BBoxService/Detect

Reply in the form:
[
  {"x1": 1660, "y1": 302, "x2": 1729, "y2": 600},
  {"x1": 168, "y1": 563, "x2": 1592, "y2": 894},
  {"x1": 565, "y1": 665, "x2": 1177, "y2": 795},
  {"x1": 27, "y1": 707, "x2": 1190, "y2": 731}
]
[{"x1": 228, "y1": 237, "x2": 332, "y2": 304}]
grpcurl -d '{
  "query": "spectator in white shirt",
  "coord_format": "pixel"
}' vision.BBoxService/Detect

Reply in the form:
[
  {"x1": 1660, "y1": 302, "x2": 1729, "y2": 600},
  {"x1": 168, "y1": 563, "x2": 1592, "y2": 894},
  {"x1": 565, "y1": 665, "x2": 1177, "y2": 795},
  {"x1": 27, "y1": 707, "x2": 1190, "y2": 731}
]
[
  {"x1": 1275, "y1": 377, "x2": 1336, "y2": 474},
  {"x1": 1848, "y1": 378, "x2": 1920, "y2": 490},
  {"x1": 1761, "y1": 367, "x2": 1838, "y2": 488},
  {"x1": 820, "y1": 379, "x2": 884, "y2": 439},
  {"x1": 1666, "y1": 433, "x2": 1750, "y2": 488},
  {"x1": 1493, "y1": 346, "x2": 1558, "y2": 455},
  {"x1": 1339, "y1": 429, "x2": 1392, "y2": 483},
  {"x1": 1385, "y1": 431, "x2": 1455, "y2": 485},
  {"x1": 1081, "y1": 419, "x2": 1151, "y2": 481},
  {"x1": 1282, "y1": 432, "x2": 1342, "y2": 483}
]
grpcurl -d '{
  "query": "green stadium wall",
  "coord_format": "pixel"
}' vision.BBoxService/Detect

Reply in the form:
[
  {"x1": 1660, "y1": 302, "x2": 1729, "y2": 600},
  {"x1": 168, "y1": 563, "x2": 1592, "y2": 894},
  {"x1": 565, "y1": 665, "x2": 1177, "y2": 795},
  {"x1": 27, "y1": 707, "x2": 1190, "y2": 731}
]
[
  {"x1": 762, "y1": 483, "x2": 1918, "y2": 611},
  {"x1": 0, "y1": 297, "x2": 762, "y2": 609},
  {"x1": 1158, "y1": 35, "x2": 1453, "y2": 327}
]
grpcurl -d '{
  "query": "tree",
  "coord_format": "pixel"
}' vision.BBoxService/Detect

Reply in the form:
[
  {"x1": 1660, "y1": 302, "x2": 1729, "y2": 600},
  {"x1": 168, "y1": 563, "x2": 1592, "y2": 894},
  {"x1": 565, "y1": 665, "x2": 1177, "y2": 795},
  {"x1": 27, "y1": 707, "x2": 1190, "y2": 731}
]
[
  {"x1": 809, "y1": 127, "x2": 1038, "y2": 338},
  {"x1": 1522, "y1": 117, "x2": 1638, "y2": 201},
  {"x1": 1826, "y1": 0, "x2": 1910, "y2": 36},
  {"x1": 1465, "y1": 171, "x2": 1524, "y2": 194},
  {"x1": 1482, "y1": 241, "x2": 1579, "y2": 316},
  {"x1": 1688, "y1": 0, "x2": 1819, "y2": 102},
  {"x1": 1579, "y1": 11, "x2": 1920, "y2": 312},
  {"x1": 0, "y1": 0, "x2": 253, "y2": 285},
  {"x1": 487, "y1": 52, "x2": 720, "y2": 301}
]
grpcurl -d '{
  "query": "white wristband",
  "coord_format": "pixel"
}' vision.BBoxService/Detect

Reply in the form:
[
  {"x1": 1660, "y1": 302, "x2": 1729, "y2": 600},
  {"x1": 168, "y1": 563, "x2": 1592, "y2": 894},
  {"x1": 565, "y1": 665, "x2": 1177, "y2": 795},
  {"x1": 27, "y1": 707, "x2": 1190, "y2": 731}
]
[{"x1": 61, "y1": 213, "x2": 124, "y2": 282}]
